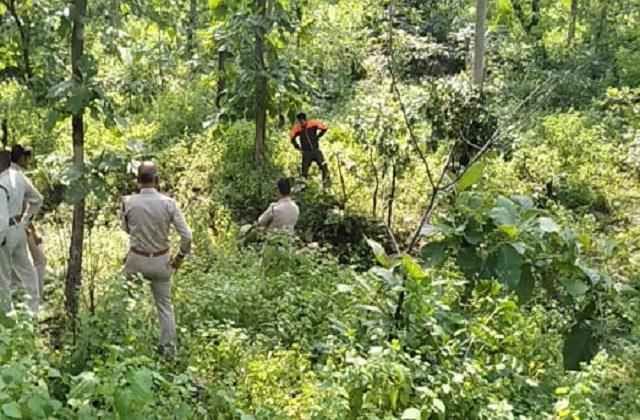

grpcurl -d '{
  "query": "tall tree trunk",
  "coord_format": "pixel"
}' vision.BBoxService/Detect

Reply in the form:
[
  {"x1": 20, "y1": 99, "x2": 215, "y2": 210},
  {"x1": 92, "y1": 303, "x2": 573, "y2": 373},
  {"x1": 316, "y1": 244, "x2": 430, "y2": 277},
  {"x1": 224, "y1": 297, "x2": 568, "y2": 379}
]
[
  {"x1": 66, "y1": 0, "x2": 87, "y2": 323},
  {"x1": 387, "y1": 163, "x2": 397, "y2": 228},
  {"x1": 593, "y1": 0, "x2": 609, "y2": 52},
  {"x1": 527, "y1": 0, "x2": 541, "y2": 34},
  {"x1": 186, "y1": 0, "x2": 198, "y2": 59},
  {"x1": 110, "y1": 0, "x2": 121, "y2": 27},
  {"x1": 3, "y1": 0, "x2": 33, "y2": 86},
  {"x1": 216, "y1": 49, "x2": 226, "y2": 108},
  {"x1": 254, "y1": 0, "x2": 267, "y2": 165},
  {"x1": 473, "y1": 0, "x2": 488, "y2": 87},
  {"x1": 567, "y1": 0, "x2": 579, "y2": 47}
]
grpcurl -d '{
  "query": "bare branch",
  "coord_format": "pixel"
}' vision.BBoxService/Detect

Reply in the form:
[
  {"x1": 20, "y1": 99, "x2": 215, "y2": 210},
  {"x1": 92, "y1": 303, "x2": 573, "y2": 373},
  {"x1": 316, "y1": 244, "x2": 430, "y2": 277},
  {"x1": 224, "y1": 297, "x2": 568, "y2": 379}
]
[
  {"x1": 385, "y1": 222, "x2": 401, "y2": 256},
  {"x1": 386, "y1": 4, "x2": 436, "y2": 189}
]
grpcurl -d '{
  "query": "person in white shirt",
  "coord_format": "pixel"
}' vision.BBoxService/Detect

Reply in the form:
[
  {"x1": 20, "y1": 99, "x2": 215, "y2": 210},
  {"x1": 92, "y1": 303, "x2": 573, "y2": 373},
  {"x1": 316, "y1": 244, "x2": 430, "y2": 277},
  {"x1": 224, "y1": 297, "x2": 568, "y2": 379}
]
[
  {"x1": 257, "y1": 178, "x2": 300, "y2": 234},
  {"x1": 0, "y1": 149, "x2": 43, "y2": 314},
  {"x1": 10, "y1": 145, "x2": 47, "y2": 298}
]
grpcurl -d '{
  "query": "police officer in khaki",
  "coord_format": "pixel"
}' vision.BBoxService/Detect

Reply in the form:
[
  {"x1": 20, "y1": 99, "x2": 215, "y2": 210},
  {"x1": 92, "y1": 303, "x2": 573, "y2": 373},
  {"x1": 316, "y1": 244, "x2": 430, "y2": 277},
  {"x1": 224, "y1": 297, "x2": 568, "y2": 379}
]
[
  {"x1": 0, "y1": 149, "x2": 43, "y2": 315},
  {"x1": 257, "y1": 178, "x2": 300, "y2": 233},
  {"x1": 120, "y1": 161, "x2": 192, "y2": 357},
  {"x1": 0, "y1": 151, "x2": 12, "y2": 313},
  {"x1": 10, "y1": 145, "x2": 47, "y2": 297}
]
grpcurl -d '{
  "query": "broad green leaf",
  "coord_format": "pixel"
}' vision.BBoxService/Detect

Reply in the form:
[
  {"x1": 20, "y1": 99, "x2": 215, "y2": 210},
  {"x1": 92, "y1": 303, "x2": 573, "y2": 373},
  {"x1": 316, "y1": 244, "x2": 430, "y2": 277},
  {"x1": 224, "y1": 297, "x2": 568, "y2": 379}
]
[
  {"x1": 401, "y1": 407, "x2": 422, "y2": 419},
  {"x1": 456, "y1": 246, "x2": 483, "y2": 279},
  {"x1": 538, "y1": 217, "x2": 560, "y2": 233},
  {"x1": 560, "y1": 277, "x2": 589, "y2": 297},
  {"x1": 26, "y1": 395, "x2": 46, "y2": 419},
  {"x1": 498, "y1": 224, "x2": 520, "y2": 239},
  {"x1": 47, "y1": 80, "x2": 73, "y2": 99},
  {"x1": 563, "y1": 322, "x2": 597, "y2": 370},
  {"x1": 130, "y1": 368, "x2": 154, "y2": 401},
  {"x1": 490, "y1": 197, "x2": 519, "y2": 226},
  {"x1": 420, "y1": 241, "x2": 448, "y2": 267},
  {"x1": 402, "y1": 255, "x2": 427, "y2": 282},
  {"x1": 2, "y1": 402, "x2": 21, "y2": 419},
  {"x1": 68, "y1": 86, "x2": 92, "y2": 115},
  {"x1": 490, "y1": 244, "x2": 524, "y2": 290},
  {"x1": 517, "y1": 265, "x2": 535, "y2": 303},
  {"x1": 45, "y1": 110, "x2": 63, "y2": 132},
  {"x1": 456, "y1": 161, "x2": 484, "y2": 191},
  {"x1": 512, "y1": 242, "x2": 527, "y2": 255},
  {"x1": 511, "y1": 195, "x2": 534, "y2": 209},
  {"x1": 577, "y1": 263, "x2": 601, "y2": 285},
  {"x1": 370, "y1": 266, "x2": 396, "y2": 284},
  {"x1": 365, "y1": 237, "x2": 391, "y2": 268},
  {"x1": 463, "y1": 220, "x2": 484, "y2": 245},
  {"x1": 208, "y1": 0, "x2": 224, "y2": 9},
  {"x1": 70, "y1": 372, "x2": 99, "y2": 398},
  {"x1": 114, "y1": 390, "x2": 130, "y2": 419},
  {"x1": 432, "y1": 398, "x2": 446, "y2": 413}
]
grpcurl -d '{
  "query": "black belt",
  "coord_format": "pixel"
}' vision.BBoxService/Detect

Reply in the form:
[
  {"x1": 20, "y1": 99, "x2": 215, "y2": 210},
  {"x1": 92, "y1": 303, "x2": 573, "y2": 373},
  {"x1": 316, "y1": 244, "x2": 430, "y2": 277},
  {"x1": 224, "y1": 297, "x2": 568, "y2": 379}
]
[{"x1": 130, "y1": 248, "x2": 170, "y2": 258}]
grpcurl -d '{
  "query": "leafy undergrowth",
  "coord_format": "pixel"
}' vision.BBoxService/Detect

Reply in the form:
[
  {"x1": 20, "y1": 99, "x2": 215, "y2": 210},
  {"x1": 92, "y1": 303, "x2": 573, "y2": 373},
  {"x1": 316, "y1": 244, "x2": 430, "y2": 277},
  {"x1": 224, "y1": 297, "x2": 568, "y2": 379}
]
[{"x1": 3, "y1": 208, "x2": 638, "y2": 419}]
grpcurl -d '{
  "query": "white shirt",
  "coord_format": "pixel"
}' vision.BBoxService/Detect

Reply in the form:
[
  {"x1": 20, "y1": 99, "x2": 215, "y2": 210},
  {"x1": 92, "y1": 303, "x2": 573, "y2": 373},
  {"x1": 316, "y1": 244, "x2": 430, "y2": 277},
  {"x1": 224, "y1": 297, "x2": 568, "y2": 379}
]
[
  {"x1": 0, "y1": 172, "x2": 8, "y2": 240},
  {"x1": 121, "y1": 188, "x2": 192, "y2": 255},
  {"x1": 257, "y1": 196, "x2": 300, "y2": 233},
  {"x1": 0, "y1": 167, "x2": 43, "y2": 223}
]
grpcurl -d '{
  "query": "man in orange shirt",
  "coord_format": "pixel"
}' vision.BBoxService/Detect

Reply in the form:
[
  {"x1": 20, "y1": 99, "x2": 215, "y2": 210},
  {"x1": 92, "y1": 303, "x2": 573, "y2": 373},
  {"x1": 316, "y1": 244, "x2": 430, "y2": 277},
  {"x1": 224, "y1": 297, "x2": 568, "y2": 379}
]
[{"x1": 290, "y1": 112, "x2": 331, "y2": 187}]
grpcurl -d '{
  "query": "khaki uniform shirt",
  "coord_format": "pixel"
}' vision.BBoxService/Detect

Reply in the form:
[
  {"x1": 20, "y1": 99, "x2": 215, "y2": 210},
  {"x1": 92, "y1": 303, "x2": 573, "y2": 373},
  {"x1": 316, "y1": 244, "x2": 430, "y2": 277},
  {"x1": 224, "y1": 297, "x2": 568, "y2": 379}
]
[
  {"x1": 0, "y1": 172, "x2": 8, "y2": 239},
  {"x1": 120, "y1": 188, "x2": 192, "y2": 255},
  {"x1": 0, "y1": 167, "x2": 42, "y2": 223},
  {"x1": 257, "y1": 196, "x2": 299, "y2": 233}
]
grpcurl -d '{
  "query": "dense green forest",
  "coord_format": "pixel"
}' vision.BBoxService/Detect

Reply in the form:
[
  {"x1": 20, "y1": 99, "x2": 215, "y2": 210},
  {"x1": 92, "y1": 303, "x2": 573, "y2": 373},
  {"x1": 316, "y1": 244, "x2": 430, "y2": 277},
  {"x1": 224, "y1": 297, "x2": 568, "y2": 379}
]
[{"x1": 1, "y1": 0, "x2": 639, "y2": 418}]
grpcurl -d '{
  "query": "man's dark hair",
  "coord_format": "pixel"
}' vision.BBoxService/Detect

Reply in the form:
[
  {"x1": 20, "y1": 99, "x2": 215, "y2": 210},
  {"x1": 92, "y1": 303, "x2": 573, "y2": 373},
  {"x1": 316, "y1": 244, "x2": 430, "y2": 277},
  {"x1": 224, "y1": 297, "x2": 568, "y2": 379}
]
[
  {"x1": 138, "y1": 172, "x2": 156, "y2": 184},
  {"x1": 10, "y1": 144, "x2": 31, "y2": 163},
  {"x1": 137, "y1": 161, "x2": 158, "y2": 184},
  {"x1": 296, "y1": 112, "x2": 307, "y2": 121},
  {"x1": 277, "y1": 178, "x2": 291, "y2": 195}
]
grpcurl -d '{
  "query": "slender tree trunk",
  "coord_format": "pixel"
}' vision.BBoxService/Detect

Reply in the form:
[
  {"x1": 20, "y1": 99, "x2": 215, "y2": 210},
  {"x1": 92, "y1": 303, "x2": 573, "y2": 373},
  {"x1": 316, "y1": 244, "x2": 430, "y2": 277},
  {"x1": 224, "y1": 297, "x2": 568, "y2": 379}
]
[
  {"x1": 254, "y1": 0, "x2": 267, "y2": 165},
  {"x1": 66, "y1": 0, "x2": 87, "y2": 323},
  {"x1": 567, "y1": 0, "x2": 579, "y2": 47},
  {"x1": 593, "y1": 0, "x2": 609, "y2": 52},
  {"x1": 3, "y1": 0, "x2": 33, "y2": 86},
  {"x1": 473, "y1": 0, "x2": 488, "y2": 87},
  {"x1": 186, "y1": 0, "x2": 197, "y2": 59},
  {"x1": 387, "y1": 163, "x2": 397, "y2": 228},
  {"x1": 216, "y1": 49, "x2": 226, "y2": 108},
  {"x1": 370, "y1": 149, "x2": 379, "y2": 218},
  {"x1": 110, "y1": 0, "x2": 121, "y2": 27},
  {"x1": 527, "y1": 0, "x2": 541, "y2": 34}
]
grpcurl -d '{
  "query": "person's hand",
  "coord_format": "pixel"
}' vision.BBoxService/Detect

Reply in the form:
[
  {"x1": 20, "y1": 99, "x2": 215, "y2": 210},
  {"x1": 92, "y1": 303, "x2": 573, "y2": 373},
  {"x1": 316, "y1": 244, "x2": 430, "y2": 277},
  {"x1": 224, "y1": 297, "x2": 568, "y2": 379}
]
[{"x1": 171, "y1": 253, "x2": 185, "y2": 271}]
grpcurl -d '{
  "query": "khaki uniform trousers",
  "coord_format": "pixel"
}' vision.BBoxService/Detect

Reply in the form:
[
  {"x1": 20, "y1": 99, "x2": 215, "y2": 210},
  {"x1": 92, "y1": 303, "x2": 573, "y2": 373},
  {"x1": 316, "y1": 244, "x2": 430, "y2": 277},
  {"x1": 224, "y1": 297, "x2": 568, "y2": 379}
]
[
  {"x1": 124, "y1": 252, "x2": 176, "y2": 349},
  {"x1": 0, "y1": 225, "x2": 39, "y2": 314},
  {"x1": 0, "y1": 244, "x2": 13, "y2": 314}
]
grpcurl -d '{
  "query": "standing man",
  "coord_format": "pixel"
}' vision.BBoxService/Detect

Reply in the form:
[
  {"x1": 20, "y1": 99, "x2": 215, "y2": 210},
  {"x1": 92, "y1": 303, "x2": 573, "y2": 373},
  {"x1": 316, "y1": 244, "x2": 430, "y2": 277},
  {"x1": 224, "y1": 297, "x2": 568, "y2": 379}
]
[
  {"x1": 120, "y1": 161, "x2": 192, "y2": 357},
  {"x1": 11, "y1": 145, "x2": 46, "y2": 297},
  {"x1": 0, "y1": 151, "x2": 12, "y2": 313},
  {"x1": 289, "y1": 112, "x2": 331, "y2": 188},
  {"x1": 0, "y1": 150, "x2": 43, "y2": 314},
  {"x1": 257, "y1": 178, "x2": 300, "y2": 234}
]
